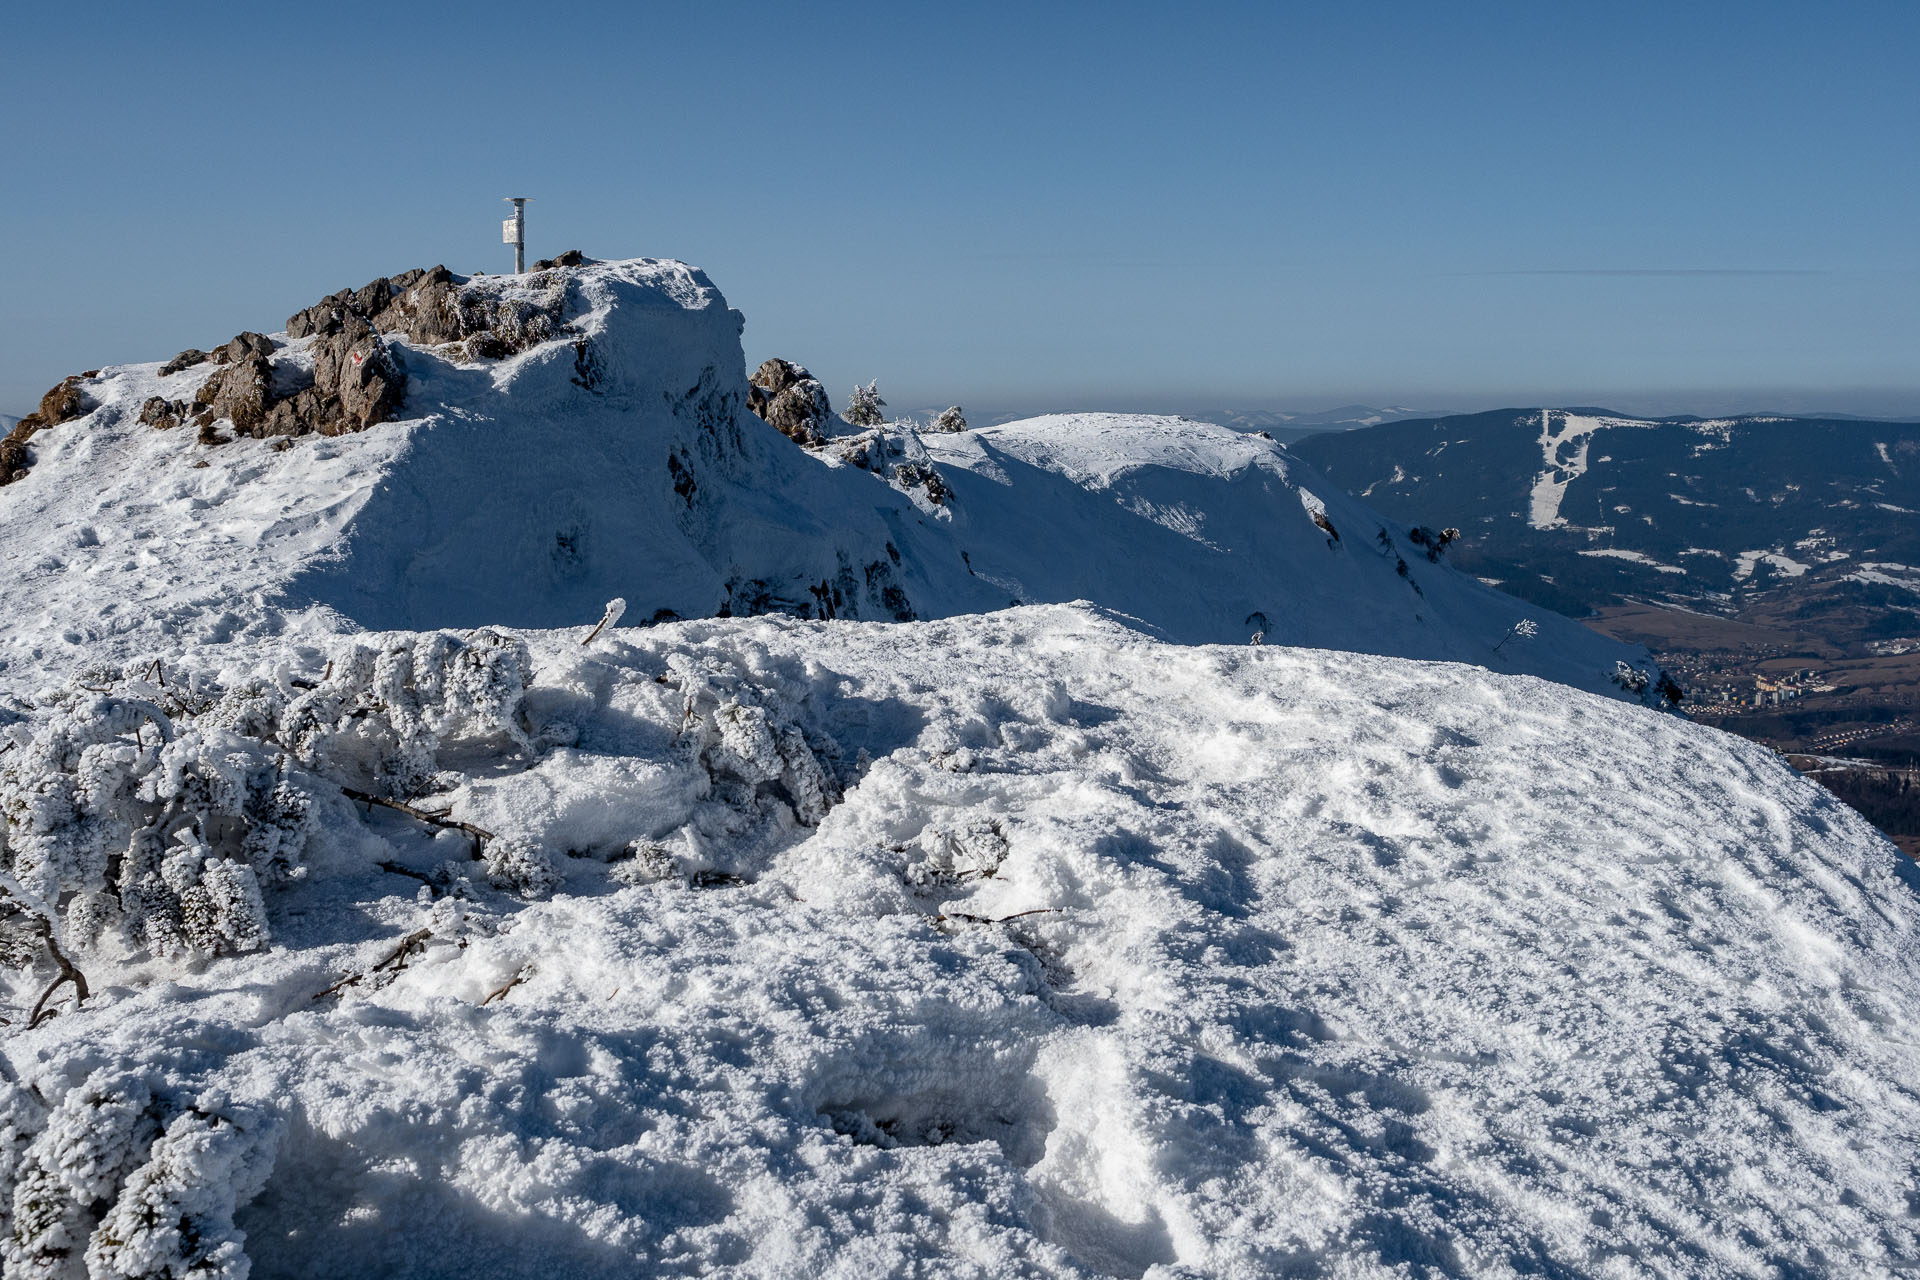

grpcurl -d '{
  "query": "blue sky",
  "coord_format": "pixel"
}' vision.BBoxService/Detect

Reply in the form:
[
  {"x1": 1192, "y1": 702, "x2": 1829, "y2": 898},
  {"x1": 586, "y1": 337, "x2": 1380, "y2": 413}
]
[{"x1": 2, "y1": 0, "x2": 1915, "y2": 418}]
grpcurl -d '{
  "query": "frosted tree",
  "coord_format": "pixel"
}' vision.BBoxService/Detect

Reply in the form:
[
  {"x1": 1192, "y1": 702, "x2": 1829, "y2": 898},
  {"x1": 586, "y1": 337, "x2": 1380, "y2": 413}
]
[
  {"x1": 1492, "y1": 618, "x2": 1538, "y2": 654},
  {"x1": 844, "y1": 381, "x2": 887, "y2": 427},
  {"x1": 932, "y1": 405, "x2": 968, "y2": 433}
]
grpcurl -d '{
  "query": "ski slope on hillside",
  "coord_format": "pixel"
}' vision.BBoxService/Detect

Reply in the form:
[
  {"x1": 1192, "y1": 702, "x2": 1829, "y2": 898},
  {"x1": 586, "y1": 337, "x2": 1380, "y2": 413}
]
[
  {"x1": 0, "y1": 606, "x2": 1914, "y2": 1278},
  {"x1": 0, "y1": 259, "x2": 1664, "y2": 705}
]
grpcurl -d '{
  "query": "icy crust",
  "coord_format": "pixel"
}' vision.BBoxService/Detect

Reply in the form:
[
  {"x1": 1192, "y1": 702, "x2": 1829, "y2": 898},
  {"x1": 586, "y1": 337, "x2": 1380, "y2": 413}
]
[
  {"x1": 2, "y1": 606, "x2": 1916, "y2": 1277},
  {"x1": 921, "y1": 414, "x2": 1660, "y2": 697}
]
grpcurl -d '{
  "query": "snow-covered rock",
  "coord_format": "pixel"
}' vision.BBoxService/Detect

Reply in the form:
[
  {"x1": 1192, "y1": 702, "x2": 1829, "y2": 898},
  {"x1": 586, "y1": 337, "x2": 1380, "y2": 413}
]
[
  {"x1": 0, "y1": 606, "x2": 1914, "y2": 1277},
  {"x1": 0, "y1": 258, "x2": 1663, "y2": 703}
]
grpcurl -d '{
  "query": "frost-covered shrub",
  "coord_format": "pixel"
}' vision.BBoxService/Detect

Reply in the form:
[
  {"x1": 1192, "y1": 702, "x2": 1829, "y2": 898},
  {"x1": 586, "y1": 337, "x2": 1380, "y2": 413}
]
[
  {"x1": 932, "y1": 405, "x2": 967, "y2": 433},
  {"x1": 2, "y1": 1070, "x2": 277, "y2": 1280},
  {"x1": 278, "y1": 629, "x2": 532, "y2": 796},
  {"x1": 0, "y1": 690, "x2": 311, "y2": 961},
  {"x1": 6, "y1": 1072, "x2": 159, "y2": 1279},
  {"x1": 907, "y1": 819, "x2": 1009, "y2": 887},
  {"x1": 1610, "y1": 661, "x2": 1652, "y2": 695},
  {"x1": 668, "y1": 655, "x2": 841, "y2": 828},
  {"x1": 84, "y1": 1106, "x2": 278, "y2": 1280},
  {"x1": 481, "y1": 836, "x2": 561, "y2": 899},
  {"x1": 844, "y1": 380, "x2": 886, "y2": 427},
  {"x1": 892, "y1": 461, "x2": 950, "y2": 506}
]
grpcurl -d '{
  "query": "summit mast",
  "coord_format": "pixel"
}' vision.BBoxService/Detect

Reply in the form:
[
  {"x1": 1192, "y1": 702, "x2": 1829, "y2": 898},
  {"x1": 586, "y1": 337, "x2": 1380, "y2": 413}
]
[{"x1": 502, "y1": 197, "x2": 531, "y2": 274}]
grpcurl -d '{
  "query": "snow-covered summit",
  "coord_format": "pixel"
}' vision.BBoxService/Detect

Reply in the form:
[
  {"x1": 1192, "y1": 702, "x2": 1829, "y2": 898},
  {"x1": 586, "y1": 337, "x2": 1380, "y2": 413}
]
[
  {"x1": 0, "y1": 259, "x2": 974, "y2": 684},
  {"x1": 0, "y1": 258, "x2": 1663, "y2": 702}
]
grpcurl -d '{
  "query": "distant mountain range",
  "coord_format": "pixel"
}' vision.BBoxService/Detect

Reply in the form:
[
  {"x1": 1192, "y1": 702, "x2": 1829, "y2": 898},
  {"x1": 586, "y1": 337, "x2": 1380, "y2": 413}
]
[{"x1": 1290, "y1": 407, "x2": 1920, "y2": 625}]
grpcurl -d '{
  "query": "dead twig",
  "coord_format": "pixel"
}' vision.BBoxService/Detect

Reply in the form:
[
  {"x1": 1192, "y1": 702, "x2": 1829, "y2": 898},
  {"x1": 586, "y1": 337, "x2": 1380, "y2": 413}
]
[
  {"x1": 481, "y1": 966, "x2": 533, "y2": 1006},
  {"x1": 936, "y1": 908, "x2": 1061, "y2": 927},
  {"x1": 314, "y1": 927, "x2": 433, "y2": 1000},
  {"x1": 581, "y1": 598, "x2": 626, "y2": 647},
  {"x1": 27, "y1": 919, "x2": 90, "y2": 1028},
  {"x1": 376, "y1": 861, "x2": 436, "y2": 887},
  {"x1": 342, "y1": 787, "x2": 492, "y2": 857}
]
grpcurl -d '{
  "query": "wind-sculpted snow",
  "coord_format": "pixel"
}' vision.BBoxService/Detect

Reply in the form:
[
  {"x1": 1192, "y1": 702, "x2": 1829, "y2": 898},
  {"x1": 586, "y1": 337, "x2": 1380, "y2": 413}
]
[{"x1": 2, "y1": 606, "x2": 1915, "y2": 1277}]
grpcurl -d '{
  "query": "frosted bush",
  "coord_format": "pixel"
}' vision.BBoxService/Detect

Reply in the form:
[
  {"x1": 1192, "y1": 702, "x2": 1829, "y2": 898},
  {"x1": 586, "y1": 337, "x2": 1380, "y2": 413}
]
[
  {"x1": 668, "y1": 655, "x2": 841, "y2": 828},
  {"x1": 0, "y1": 688, "x2": 311, "y2": 961},
  {"x1": 5, "y1": 1072, "x2": 159, "y2": 1278},
  {"x1": 907, "y1": 819, "x2": 1010, "y2": 887},
  {"x1": 85, "y1": 1106, "x2": 279, "y2": 1280},
  {"x1": 279, "y1": 629, "x2": 532, "y2": 796},
  {"x1": 1610, "y1": 660, "x2": 1652, "y2": 695},
  {"x1": 481, "y1": 836, "x2": 561, "y2": 899},
  {"x1": 2, "y1": 1071, "x2": 277, "y2": 1280}
]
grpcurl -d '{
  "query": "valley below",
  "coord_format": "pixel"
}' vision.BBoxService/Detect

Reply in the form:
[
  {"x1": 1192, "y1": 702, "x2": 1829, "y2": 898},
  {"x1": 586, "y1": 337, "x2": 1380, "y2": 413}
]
[{"x1": 1583, "y1": 595, "x2": 1920, "y2": 853}]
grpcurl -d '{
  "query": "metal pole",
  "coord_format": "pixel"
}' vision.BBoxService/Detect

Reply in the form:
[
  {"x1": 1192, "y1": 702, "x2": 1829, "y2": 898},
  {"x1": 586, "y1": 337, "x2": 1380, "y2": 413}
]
[{"x1": 503, "y1": 197, "x2": 531, "y2": 273}]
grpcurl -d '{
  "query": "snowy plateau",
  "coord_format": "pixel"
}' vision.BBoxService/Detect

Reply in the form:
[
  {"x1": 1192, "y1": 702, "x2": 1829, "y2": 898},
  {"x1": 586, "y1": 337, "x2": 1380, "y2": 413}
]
[{"x1": 0, "y1": 258, "x2": 1915, "y2": 1279}]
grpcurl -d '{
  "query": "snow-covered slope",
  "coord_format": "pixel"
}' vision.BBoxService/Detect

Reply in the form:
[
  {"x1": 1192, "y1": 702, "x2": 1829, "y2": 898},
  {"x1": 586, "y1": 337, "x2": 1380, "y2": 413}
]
[
  {"x1": 0, "y1": 259, "x2": 1661, "y2": 704},
  {"x1": 922, "y1": 414, "x2": 1643, "y2": 690},
  {"x1": 2, "y1": 606, "x2": 1915, "y2": 1277}
]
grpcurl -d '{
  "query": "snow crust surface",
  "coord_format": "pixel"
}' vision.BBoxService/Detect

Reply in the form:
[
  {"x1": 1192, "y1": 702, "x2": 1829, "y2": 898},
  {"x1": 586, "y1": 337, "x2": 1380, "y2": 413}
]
[{"x1": 2, "y1": 607, "x2": 1917, "y2": 1277}]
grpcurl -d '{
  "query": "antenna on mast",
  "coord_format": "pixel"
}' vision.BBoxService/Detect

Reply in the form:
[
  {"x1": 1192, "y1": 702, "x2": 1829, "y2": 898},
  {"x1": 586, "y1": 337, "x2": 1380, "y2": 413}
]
[{"x1": 502, "y1": 197, "x2": 532, "y2": 274}]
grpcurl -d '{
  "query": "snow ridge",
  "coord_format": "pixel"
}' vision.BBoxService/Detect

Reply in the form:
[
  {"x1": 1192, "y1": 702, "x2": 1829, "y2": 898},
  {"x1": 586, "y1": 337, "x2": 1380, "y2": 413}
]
[{"x1": 0, "y1": 263, "x2": 1665, "y2": 705}]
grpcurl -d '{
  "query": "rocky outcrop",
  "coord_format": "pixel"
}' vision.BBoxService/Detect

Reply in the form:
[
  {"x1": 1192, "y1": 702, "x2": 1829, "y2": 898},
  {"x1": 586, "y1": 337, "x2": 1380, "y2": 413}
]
[
  {"x1": 746, "y1": 359, "x2": 832, "y2": 447},
  {"x1": 159, "y1": 348, "x2": 209, "y2": 376},
  {"x1": 1, "y1": 376, "x2": 95, "y2": 485},
  {"x1": 3, "y1": 263, "x2": 585, "y2": 486},
  {"x1": 195, "y1": 349, "x2": 272, "y2": 433},
  {"x1": 158, "y1": 263, "x2": 572, "y2": 446},
  {"x1": 0, "y1": 424, "x2": 32, "y2": 485},
  {"x1": 186, "y1": 319, "x2": 404, "y2": 442},
  {"x1": 140, "y1": 397, "x2": 189, "y2": 430},
  {"x1": 285, "y1": 265, "x2": 562, "y2": 360}
]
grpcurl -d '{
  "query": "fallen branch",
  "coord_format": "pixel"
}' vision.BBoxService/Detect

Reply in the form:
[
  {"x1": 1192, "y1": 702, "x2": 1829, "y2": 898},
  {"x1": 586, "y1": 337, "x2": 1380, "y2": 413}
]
[
  {"x1": 481, "y1": 966, "x2": 533, "y2": 1006},
  {"x1": 376, "y1": 861, "x2": 436, "y2": 887},
  {"x1": 342, "y1": 787, "x2": 492, "y2": 856},
  {"x1": 314, "y1": 927, "x2": 433, "y2": 1001},
  {"x1": 27, "y1": 919, "x2": 90, "y2": 1028},
  {"x1": 936, "y1": 908, "x2": 1061, "y2": 926}
]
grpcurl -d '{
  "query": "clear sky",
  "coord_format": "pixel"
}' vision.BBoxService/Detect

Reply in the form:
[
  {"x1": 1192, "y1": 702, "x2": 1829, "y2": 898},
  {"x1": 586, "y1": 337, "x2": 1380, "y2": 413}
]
[{"x1": 3, "y1": 0, "x2": 1915, "y2": 419}]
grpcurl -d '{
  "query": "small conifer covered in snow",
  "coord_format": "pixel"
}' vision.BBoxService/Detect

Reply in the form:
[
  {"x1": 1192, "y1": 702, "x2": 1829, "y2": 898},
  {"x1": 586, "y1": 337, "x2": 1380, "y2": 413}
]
[{"x1": 844, "y1": 380, "x2": 887, "y2": 427}]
